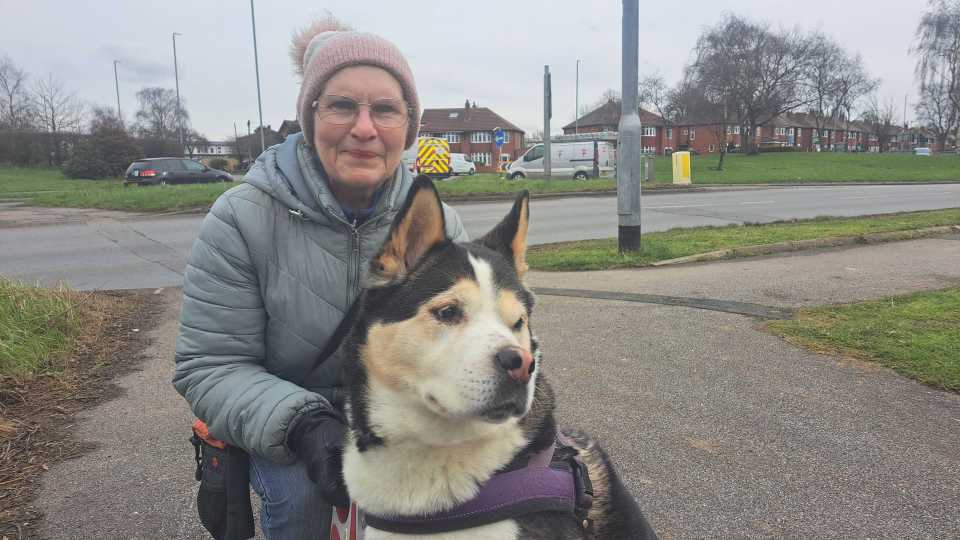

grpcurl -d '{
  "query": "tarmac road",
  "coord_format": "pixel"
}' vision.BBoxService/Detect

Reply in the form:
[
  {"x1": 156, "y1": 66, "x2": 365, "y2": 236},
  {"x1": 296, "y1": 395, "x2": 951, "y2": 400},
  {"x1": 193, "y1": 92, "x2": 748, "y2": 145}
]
[
  {"x1": 1, "y1": 182, "x2": 958, "y2": 291},
  {"x1": 34, "y1": 233, "x2": 960, "y2": 539}
]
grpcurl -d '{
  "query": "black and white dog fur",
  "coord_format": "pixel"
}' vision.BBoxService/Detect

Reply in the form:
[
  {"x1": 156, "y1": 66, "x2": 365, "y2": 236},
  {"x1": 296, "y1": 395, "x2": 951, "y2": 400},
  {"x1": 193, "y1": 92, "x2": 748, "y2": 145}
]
[{"x1": 339, "y1": 178, "x2": 656, "y2": 539}]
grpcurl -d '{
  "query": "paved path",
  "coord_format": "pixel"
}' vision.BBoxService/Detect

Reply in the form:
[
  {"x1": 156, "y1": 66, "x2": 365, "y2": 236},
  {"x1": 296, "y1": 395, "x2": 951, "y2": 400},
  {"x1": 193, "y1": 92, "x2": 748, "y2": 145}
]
[{"x1": 35, "y1": 236, "x2": 960, "y2": 539}]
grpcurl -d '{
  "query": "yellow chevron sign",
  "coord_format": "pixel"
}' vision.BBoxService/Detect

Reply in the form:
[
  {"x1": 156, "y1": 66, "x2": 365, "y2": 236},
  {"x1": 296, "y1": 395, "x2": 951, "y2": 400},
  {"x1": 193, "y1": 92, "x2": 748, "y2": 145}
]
[{"x1": 417, "y1": 137, "x2": 450, "y2": 176}]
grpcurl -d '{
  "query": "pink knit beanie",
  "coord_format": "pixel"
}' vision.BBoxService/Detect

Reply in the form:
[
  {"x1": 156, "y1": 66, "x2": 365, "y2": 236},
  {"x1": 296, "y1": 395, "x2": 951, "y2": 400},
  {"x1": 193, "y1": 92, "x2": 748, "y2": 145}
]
[{"x1": 291, "y1": 17, "x2": 420, "y2": 149}]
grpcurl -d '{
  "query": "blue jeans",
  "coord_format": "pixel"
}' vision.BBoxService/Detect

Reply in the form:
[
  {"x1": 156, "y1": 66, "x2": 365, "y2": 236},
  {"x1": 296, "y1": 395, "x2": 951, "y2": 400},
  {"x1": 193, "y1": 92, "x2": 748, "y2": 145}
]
[{"x1": 249, "y1": 454, "x2": 332, "y2": 540}]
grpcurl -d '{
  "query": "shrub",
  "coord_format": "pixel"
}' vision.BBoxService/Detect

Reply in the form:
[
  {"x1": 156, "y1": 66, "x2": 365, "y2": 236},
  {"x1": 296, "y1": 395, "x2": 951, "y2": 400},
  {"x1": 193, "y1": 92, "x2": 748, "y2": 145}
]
[
  {"x1": 208, "y1": 157, "x2": 229, "y2": 171},
  {"x1": 63, "y1": 119, "x2": 142, "y2": 179}
]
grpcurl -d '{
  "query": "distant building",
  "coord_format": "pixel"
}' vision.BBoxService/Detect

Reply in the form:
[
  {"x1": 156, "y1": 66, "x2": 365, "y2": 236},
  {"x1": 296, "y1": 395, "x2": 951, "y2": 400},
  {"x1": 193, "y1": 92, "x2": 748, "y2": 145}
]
[
  {"x1": 236, "y1": 125, "x2": 283, "y2": 161},
  {"x1": 185, "y1": 140, "x2": 235, "y2": 159},
  {"x1": 419, "y1": 100, "x2": 525, "y2": 172}
]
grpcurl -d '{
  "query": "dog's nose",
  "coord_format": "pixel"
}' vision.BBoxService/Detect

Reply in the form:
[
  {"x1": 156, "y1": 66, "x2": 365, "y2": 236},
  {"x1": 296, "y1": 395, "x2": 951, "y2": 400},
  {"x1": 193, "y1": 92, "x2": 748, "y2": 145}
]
[{"x1": 495, "y1": 347, "x2": 535, "y2": 383}]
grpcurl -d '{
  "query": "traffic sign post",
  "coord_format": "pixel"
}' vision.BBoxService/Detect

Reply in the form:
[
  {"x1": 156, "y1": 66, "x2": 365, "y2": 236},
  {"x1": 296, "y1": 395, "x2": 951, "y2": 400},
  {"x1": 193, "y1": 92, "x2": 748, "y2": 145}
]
[{"x1": 494, "y1": 127, "x2": 505, "y2": 177}]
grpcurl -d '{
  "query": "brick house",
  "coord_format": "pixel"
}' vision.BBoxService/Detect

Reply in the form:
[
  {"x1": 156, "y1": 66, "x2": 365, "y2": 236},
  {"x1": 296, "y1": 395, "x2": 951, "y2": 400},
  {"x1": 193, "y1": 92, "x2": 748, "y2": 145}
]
[
  {"x1": 419, "y1": 101, "x2": 525, "y2": 172},
  {"x1": 563, "y1": 99, "x2": 668, "y2": 154}
]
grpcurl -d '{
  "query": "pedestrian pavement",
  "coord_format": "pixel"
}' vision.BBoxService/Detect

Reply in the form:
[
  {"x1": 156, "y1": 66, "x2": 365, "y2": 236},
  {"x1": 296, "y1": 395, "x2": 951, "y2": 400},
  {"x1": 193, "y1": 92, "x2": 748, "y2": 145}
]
[{"x1": 36, "y1": 234, "x2": 960, "y2": 539}]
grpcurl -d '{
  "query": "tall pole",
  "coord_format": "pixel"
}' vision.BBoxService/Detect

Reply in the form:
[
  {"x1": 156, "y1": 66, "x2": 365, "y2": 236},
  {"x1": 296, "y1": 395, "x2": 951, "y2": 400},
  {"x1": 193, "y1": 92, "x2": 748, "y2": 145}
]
[
  {"x1": 113, "y1": 60, "x2": 122, "y2": 121},
  {"x1": 250, "y1": 0, "x2": 266, "y2": 155},
  {"x1": 617, "y1": 0, "x2": 642, "y2": 253},
  {"x1": 172, "y1": 32, "x2": 183, "y2": 154},
  {"x1": 543, "y1": 65, "x2": 552, "y2": 181},
  {"x1": 233, "y1": 121, "x2": 241, "y2": 159},
  {"x1": 575, "y1": 59, "x2": 580, "y2": 136}
]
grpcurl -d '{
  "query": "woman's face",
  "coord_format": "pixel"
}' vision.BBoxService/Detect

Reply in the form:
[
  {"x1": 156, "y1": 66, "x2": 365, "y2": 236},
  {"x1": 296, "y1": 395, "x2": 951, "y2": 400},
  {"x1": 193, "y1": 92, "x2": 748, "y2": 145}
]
[{"x1": 313, "y1": 66, "x2": 409, "y2": 205}]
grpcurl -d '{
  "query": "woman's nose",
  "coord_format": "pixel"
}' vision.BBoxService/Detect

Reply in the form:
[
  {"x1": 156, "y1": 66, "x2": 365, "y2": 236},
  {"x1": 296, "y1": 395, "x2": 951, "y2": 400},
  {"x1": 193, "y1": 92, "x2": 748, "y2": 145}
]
[{"x1": 350, "y1": 107, "x2": 378, "y2": 139}]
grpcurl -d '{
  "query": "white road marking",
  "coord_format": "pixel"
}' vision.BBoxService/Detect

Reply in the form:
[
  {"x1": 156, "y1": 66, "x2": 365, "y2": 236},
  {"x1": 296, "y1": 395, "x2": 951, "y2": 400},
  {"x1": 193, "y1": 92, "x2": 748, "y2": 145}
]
[{"x1": 740, "y1": 200, "x2": 775, "y2": 205}]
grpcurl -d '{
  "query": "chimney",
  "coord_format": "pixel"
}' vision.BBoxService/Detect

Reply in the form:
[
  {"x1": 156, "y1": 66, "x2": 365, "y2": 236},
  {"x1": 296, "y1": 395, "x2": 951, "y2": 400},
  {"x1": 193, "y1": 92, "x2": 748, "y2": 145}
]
[{"x1": 464, "y1": 99, "x2": 470, "y2": 109}]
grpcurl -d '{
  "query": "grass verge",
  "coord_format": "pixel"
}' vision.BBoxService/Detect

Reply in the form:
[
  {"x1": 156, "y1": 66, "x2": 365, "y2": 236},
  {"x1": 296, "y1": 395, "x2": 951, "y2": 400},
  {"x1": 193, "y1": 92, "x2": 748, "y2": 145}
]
[
  {"x1": 527, "y1": 208, "x2": 960, "y2": 271},
  {"x1": 767, "y1": 288, "x2": 960, "y2": 391},
  {"x1": 0, "y1": 279, "x2": 158, "y2": 537},
  {"x1": 654, "y1": 152, "x2": 960, "y2": 184},
  {"x1": 0, "y1": 279, "x2": 86, "y2": 377}
]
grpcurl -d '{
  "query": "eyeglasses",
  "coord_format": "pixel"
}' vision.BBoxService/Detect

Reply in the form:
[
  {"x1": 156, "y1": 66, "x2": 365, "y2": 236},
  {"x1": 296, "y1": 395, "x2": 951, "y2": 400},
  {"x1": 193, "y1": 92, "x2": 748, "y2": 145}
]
[{"x1": 312, "y1": 95, "x2": 410, "y2": 129}]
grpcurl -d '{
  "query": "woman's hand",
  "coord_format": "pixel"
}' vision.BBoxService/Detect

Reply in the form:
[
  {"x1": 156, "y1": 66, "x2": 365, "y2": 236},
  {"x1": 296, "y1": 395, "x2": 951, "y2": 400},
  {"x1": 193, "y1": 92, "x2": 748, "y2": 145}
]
[{"x1": 288, "y1": 410, "x2": 351, "y2": 508}]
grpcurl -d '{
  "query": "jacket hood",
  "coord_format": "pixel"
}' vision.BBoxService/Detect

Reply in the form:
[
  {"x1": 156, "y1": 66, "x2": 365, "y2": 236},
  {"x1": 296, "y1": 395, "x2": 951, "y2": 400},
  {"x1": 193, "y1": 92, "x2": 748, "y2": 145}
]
[{"x1": 242, "y1": 131, "x2": 410, "y2": 225}]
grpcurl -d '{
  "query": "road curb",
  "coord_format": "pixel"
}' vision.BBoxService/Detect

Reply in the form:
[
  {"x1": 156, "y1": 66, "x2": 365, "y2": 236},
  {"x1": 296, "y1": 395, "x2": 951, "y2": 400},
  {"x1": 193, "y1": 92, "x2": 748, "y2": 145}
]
[{"x1": 650, "y1": 225, "x2": 960, "y2": 267}]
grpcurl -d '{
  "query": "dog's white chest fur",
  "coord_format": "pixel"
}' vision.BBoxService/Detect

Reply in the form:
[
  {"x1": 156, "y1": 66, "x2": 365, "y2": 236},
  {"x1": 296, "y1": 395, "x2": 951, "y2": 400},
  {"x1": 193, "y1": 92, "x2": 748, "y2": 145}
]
[{"x1": 364, "y1": 520, "x2": 518, "y2": 540}]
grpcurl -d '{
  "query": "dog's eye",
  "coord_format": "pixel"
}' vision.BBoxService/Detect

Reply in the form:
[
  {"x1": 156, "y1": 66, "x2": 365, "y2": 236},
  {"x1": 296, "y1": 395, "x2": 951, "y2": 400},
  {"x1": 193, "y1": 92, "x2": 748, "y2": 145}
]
[
  {"x1": 512, "y1": 316, "x2": 525, "y2": 331},
  {"x1": 432, "y1": 304, "x2": 463, "y2": 324}
]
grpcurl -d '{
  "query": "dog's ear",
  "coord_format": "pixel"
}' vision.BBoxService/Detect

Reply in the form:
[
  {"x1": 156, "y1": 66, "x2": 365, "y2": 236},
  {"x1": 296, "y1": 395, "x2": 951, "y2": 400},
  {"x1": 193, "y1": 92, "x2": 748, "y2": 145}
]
[
  {"x1": 370, "y1": 176, "x2": 447, "y2": 284},
  {"x1": 478, "y1": 190, "x2": 530, "y2": 278}
]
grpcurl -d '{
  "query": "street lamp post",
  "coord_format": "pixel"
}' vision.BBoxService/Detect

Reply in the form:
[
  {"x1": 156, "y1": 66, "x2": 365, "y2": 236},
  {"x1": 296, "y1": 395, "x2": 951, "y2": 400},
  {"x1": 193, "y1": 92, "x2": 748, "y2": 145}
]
[
  {"x1": 617, "y1": 0, "x2": 642, "y2": 253},
  {"x1": 575, "y1": 59, "x2": 580, "y2": 136},
  {"x1": 250, "y1": 0, "x2": 266, "y2": 155},
  {"x1": 172, "y1": 32, "x2": 184, "y2": 154},
  {"x1": 113, "y1": 60, "x2": 122, "y2": 121}
]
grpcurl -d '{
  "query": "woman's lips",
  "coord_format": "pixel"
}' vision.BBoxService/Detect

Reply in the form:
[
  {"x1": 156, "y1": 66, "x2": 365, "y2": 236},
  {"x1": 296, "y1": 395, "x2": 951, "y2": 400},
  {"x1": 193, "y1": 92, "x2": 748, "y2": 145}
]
[{"x1": 345, "y1": 150, "x2": 379, "y2": 159}]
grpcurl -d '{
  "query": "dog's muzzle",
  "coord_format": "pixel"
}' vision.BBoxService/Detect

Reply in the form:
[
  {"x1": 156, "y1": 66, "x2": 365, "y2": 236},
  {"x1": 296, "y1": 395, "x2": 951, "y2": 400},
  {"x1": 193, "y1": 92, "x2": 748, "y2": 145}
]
[{"x1": 479, "y1": 347, "x2": 536, "y2": 422}]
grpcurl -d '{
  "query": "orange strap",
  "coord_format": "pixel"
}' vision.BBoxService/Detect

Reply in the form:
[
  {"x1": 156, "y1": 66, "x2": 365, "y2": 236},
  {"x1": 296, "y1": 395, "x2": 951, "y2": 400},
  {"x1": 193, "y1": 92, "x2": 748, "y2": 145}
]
[{"x1": 192, "y1": 419, "x2": 227, "y2": 450}]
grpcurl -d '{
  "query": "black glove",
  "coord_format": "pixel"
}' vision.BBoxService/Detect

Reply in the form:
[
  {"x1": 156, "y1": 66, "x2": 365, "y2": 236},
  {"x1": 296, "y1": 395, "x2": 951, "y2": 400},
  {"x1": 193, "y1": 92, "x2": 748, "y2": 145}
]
[{"x1": 287, "y1": 409, "x2": 351, "y2": 508}]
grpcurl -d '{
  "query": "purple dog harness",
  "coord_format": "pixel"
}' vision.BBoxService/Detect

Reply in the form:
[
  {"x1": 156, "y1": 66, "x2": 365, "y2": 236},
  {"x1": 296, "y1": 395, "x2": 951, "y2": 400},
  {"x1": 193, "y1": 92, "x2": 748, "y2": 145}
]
[{"x1": 360, "y1": 431, "x2": 594, "y2": 535}]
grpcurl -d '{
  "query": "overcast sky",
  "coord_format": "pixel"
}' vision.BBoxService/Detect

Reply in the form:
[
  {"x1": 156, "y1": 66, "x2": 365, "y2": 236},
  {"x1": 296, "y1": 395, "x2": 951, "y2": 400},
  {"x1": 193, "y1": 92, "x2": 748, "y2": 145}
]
[{"x1": 2, "y1": 0, "x2": 929, "y2": 141}]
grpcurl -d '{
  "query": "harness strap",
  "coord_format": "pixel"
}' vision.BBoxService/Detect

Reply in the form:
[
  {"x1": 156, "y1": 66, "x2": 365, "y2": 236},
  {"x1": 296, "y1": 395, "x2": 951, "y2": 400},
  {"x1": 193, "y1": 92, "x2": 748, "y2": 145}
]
[{"x1": 363, "y1": 432, "x2": 592, "y2": 535}]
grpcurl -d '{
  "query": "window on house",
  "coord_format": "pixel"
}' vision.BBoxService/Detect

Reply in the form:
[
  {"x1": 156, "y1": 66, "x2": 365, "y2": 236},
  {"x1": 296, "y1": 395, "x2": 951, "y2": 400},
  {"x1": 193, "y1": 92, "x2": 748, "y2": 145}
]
[
  {"x1": 642, "y1": 126, "x2": 656, "y2": 136},
  {"x1": 448, "y1": 112, "x2": 459, "y2": 118},
  {"x1": 470, "y1": 131, "x2": 492, "y2": 143},
  {"x1": 641, "y1": 146, "x2": 657, "y2": 154},
  {"x1": 503, "y1": 132, "x2": 511, "y2": 143},
  {"x1": 689, "y1": 130, "x2": 696, "y2": 140},
  {"x1": 709, "y1": 144, "x2": 716, "y2": 152},
  {"x1": 734, "y1": 126, "x2": 741, "y2": 135},
  {"x1": 445, "y1": 132, "x2": 460, "y2": 143},
  {"x1": 666, "y1": 128, "x2": 673, "y2": 139},
  {"x1": 682, "y1": 128, "x2": 689, "y2": 135},
  {"x1": 471, "y1": 152, "x2": 491, "y2": 165},
  {"x1": 756, "y1": 127, "x2": 762, "y2": 137}
]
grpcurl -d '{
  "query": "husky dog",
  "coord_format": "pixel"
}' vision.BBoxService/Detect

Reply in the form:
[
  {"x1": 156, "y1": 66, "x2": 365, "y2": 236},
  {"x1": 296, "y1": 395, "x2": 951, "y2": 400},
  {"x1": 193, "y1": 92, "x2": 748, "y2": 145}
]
[{"x1": 339, "y1": 178, "x2": 657, "y2": 539}]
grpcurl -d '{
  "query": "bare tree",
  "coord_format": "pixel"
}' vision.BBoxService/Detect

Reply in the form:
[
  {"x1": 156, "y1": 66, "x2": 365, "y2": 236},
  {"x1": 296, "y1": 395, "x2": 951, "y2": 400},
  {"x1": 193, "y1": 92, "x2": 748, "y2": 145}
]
[
  {"x1": 913, "y1": 0, "x2": 960, "y2": 149},
  {"x1": 861, "y1": 95, "x2": 901, "y2": 152},
  {"x1": 916, "y1": 73, "x2": 958, "y2": 151},
  {"x1": 33, "y1": 74, "x2": 83, "y2": 166},
  {"x1": 134, "y1": 87, "x2": 189, "y2": 156},
  {"x1": 689, "y1": 14, "x2": 816, "y2": 155},
  {"x1": 807, "y1": 37, "x2": 878, "y2": 150},
  {"x1": 0, "y1": 56, "x2": 32, "y2": 128}
]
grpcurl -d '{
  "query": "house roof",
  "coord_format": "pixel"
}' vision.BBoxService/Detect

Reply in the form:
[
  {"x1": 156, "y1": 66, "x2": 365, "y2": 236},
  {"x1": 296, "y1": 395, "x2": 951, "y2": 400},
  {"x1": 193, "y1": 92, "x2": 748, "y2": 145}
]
[
  {"x1": 420, "y1": 105, "x2": 523, "y2": 133},
  {"x1": 563, "y1": 99, "x2": 666, "y2": 130}
]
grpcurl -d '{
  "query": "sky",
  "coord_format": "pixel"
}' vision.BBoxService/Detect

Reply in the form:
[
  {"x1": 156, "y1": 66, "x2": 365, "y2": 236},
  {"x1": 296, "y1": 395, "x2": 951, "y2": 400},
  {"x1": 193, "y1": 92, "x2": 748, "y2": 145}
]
[{"x1": 1, "y1": 0, "x2": 930, "y2": 142}]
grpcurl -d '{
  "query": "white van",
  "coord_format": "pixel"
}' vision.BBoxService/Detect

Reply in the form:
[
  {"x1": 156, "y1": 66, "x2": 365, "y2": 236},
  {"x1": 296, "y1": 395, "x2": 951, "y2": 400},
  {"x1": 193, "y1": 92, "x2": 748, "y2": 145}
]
[
  {"x1": 507, "y1": 141, "x2": 616, "y2": 180},
  {"x1": 450, "y1": 153, "x2": 476, "y2": 175}
]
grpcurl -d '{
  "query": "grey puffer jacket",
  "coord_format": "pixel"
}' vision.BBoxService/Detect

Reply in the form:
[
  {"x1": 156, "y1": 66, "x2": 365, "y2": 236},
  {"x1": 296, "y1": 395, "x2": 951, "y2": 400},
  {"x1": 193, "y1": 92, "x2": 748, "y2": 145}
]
[{"x1": 173, "y1": 132, "x2": 467, "y2": 463}]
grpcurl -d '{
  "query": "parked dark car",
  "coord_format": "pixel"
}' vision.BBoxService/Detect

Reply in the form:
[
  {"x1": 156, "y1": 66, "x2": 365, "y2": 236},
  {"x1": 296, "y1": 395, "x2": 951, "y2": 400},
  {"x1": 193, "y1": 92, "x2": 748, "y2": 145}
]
[{"x1": 124, "y1": 158, "x2": 232, "y2": 186}]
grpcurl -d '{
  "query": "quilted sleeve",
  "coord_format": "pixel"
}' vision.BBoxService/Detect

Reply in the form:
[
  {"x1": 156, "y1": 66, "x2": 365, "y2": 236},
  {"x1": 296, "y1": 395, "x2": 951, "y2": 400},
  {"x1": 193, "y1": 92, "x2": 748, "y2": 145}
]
[{"x1": 172, "y1": 192, "x2": 330, "y2": 463}]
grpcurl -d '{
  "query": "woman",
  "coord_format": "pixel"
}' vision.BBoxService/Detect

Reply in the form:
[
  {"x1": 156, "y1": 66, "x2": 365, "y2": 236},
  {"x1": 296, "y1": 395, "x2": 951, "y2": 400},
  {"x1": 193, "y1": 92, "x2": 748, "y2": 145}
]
[{"x1": 173, "y1": 18, "x2": 467, "y2": 539}]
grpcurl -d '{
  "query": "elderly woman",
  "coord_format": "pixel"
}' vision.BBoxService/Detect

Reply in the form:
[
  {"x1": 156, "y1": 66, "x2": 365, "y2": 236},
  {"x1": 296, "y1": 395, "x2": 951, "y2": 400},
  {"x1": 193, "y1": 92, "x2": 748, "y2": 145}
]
[{"x1": 173, "y1": 18, "x2": 467, "y2": 539}]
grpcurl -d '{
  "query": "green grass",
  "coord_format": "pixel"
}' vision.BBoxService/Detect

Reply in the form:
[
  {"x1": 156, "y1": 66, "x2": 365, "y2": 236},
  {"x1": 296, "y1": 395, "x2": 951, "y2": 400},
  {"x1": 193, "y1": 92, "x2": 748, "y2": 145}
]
[
  {"x1": 652, "y1": 152, "x2": 960, "y2": 184},
  {"x1": 528, "y1": 208, "x2": 960, "y2": 271},
  {"x1": 2, "y1": 151, "x2": 958, "y2": 212},
  {"x1": 768, "y1": 288, "x2": 960, "y2": 391},
  {"x1": 0, "y1": 166, "x2": 110, "y2": 195},
  {"x1": 0, "y1": 278, "x2": 84, "y2": 377},
  {"x1": 436, "y1": 174, "x2": 615, "y2": 196}
]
